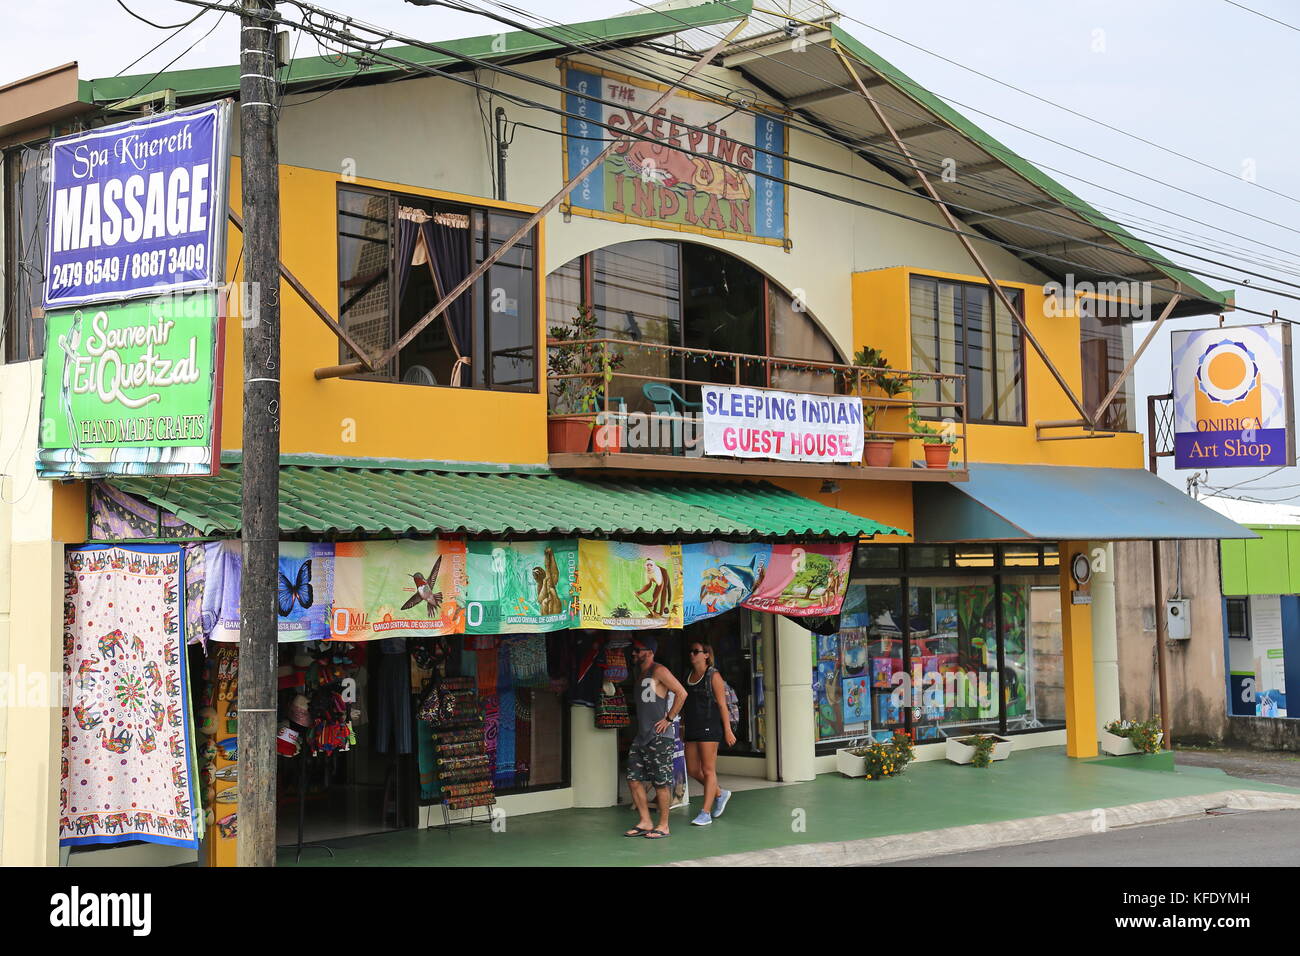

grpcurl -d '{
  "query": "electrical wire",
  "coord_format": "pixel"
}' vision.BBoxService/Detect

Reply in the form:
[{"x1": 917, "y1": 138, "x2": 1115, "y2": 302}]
[
  {"x1": 119, "y1": 7, "x2": 230, "y2": 104},
  {"x1": 159, "y1": 0, "x2": 1300, "y2": 317},
  {"x1": 115, "y1": 0, "x2": 207, "y2": 30},
  {"x1": 1221, "y1": 0, "x2": 1300, "y2": 33}
]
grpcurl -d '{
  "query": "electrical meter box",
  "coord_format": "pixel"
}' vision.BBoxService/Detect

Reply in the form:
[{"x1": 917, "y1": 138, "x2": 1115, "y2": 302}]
[{"x1": 1165, "y1": 599, "x2": 1191, "y2": 640}]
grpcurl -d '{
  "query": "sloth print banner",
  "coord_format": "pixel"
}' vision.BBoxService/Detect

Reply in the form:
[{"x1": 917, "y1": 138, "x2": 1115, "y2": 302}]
[{"x1": 464, "y1": 540, "x2": 578, "y2": 634}]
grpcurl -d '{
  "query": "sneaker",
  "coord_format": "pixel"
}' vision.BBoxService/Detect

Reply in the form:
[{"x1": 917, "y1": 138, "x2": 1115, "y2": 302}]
[
  {"x1": 712, "y1": 788, "x2": 732, "y2": 818},
  {"x1": 690, "y1": 811, "x2": 713, "y2": 826}
]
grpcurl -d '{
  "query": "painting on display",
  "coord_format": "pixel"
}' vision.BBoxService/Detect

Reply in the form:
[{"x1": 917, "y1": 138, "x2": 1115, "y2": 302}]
[
  {"x1": 562, "y1": 64, "x2": 786, "y2": 245},
  {"x1": 61, "y1": 544, "x2": 199, "y2": 848}
]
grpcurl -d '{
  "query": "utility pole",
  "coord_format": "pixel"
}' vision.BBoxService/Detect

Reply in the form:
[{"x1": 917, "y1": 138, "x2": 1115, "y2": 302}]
[{"x1": 237, "y1": 0, "x2": 281, "y2": 868}]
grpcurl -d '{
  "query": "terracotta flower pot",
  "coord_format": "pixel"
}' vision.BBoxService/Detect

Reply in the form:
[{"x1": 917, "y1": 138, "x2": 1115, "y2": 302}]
[
  {"x1": 547, "y1": 415, "x2": 593, "y2": 453},
  {"x1": 592, "y1": 413, "x2": 622, "y2": 454},
  {"x1": 863, "y1": 440, "x2": 895, "y2": 467},
  {"x1": 922, "y1": 442, "x2": 953, "y2": 468}
]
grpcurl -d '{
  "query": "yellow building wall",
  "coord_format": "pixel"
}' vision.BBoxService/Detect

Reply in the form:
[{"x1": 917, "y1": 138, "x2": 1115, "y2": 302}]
[
  {"x1": 222, "y1": 160, "x2": 550, "y2": 465},
  {"x1": 852, "y1": 267, "x2": 1145, "y2": 469}
]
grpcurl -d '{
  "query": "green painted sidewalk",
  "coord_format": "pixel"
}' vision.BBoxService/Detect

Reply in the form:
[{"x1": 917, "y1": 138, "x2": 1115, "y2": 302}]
[{"x1": 280, "y1": 747, "x2": 1300, "y2": 867}]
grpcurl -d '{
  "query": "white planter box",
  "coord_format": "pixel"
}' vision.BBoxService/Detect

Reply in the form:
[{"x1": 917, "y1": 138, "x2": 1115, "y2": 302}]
[
  {"x1": 945, "y1": 735, "x2": 1013, "y2": 765},
  {"x1": 836, "y1": 748, "x2": 870, "y2": 777},
  {"x1": 1101, "y1": 731, "x2": 1163, "y2": 756}
]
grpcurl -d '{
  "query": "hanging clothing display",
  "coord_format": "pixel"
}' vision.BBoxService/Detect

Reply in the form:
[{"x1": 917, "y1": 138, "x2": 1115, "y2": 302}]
[
  {"x1": 373, "y1": 638, "x2": 414, "y2": 755},
  {"x1": 61, "y1": 544, "x2": 200, "y2": 849}
]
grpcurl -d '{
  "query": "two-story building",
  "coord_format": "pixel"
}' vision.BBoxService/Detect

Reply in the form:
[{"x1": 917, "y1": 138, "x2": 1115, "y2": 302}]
[{"x1": 0, "y1": 0, "x2": 1252, "y2": 865}]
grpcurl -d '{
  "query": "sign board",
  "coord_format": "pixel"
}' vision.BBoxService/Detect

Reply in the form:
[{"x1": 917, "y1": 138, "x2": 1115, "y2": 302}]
[
  {"x1": 44, "y1": 100, "x2": 232, "y2": 309},
  {"x1": 562, "y1": 63, "x2": 786, "y2": 245},
  {"x1": 701, "y1": 385, "x2": 864, "y2": 463},
  {"x1": 1171, "y1": 323, "x2": 1295, "y2": 469},
  {"x1": 37, "y1": 290, "x2": 223, "y2": 478}
]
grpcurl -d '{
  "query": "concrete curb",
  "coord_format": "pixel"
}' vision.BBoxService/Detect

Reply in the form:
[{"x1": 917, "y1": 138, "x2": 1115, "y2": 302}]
[{"x1": 660, "y1": 789, "x2": 1300, "y2": 867}]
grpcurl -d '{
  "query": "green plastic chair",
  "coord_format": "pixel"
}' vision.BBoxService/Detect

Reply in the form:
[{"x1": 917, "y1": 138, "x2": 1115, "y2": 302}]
[{"x1": 642, "y1": 383, "x2": 702, "y2": 456}]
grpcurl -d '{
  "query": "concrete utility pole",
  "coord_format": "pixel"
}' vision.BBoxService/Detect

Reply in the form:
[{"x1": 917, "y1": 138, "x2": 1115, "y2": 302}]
[{"x1": 237, "y1": 0, "x2": 281, "y2": 868}]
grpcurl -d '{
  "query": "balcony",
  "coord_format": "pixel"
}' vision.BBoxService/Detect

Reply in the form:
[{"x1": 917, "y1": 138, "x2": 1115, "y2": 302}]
[{"x1": 545, "y1": 337, "x2": 968, "y2": 482}]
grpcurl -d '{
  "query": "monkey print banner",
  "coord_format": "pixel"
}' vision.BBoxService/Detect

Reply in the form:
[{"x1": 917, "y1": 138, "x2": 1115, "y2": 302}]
[
  {"x1": 464, "y1": 540, "x2": 578, "y2": 634},
  {"x1": 330, "y1": 539, "x2": 467, "y2": 639},
  {"x1": 578, "y1": 540, "x2": 684, "y2": 630},
  {"x1": 61, "y1": 544, "x2": 199, "y2": 849},
  {"x1": 741, "y1": 542, "x2": 854, "y2": 617}
]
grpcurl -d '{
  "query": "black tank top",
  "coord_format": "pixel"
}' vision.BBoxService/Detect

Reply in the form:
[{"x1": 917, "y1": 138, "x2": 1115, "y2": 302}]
[{"x1": 684, "y1": 666, "x2": 719, "y2": 731}]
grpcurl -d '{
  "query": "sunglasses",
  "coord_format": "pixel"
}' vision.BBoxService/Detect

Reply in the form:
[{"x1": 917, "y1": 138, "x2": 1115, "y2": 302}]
[{"x1": 689, "y1": 648, "x2": 706, "y2": 655}]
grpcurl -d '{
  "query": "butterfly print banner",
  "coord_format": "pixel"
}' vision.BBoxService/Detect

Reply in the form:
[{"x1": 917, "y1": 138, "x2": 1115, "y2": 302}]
[
  {"x1": 62, "y1": 544, "x2": 199, "y2": 849},
  {"x1": 330, "y1": 540, "x2": 467, "y2": 639},
  {"x1": 201, "y1": 541, "x2": 334, "y2": 642}
]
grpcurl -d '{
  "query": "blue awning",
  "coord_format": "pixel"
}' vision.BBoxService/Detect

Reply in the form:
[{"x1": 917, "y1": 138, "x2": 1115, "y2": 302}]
[{"x1": 913, "y1": 463, "x2": 1257, "y2": 542}]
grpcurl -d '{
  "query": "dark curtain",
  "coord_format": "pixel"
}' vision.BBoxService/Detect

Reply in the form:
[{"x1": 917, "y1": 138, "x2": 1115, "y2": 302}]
[
  {"x1": 425, "y1": 219, "x2": 473, "y2": 385},
  {"x1": 395, "y1": 216, "x2": 420, "y2": 304}
]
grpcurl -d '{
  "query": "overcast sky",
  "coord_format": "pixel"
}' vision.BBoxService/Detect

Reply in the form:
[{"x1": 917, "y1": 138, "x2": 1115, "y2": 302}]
[{"x1": 11, "y1": 0, "x2": 1300, "y2": 500}]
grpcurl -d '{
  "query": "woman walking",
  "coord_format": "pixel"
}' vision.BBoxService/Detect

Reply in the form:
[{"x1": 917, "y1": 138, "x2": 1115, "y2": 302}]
[{"x1": 682, "y1": 641, "x2": 736, "y2": 826}]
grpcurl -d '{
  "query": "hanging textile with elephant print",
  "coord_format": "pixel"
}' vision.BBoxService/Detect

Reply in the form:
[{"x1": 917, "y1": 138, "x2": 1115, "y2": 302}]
[{"x1": 61, "y1": 544, "x2": 199, "y2": 849}]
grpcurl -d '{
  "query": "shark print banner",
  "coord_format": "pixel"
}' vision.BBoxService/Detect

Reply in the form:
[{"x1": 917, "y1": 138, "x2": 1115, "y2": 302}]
[
  {"x1": 464, "y1": 540, "x2": 578, "y2": 634},
  {"x1": 741, "y1": 542, "x2": 854, "y2": 617},
  {"x1": 330, "y1": 540, "x2": 467, "y2": 639},
  {"x1": 61, "y1": 544, "x2": 199, "y2": 849},
  {"x1": 681, "y1": 542, "x2": 773, "y2": 625}
]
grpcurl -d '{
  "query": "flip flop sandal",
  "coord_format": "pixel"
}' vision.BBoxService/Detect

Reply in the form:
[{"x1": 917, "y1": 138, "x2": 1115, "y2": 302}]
[
  {"x1": 624, "y1": 826, "x2": 653, "y2": 837},
  {"x1": 643, "y1": 829, "x2": 670, "y2": 839}
]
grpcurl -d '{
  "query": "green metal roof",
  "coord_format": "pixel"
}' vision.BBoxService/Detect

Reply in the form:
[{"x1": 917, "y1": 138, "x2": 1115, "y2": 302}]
[
  {"x1": 84, "y1": 1, "x2": 754, "y2": 105},
  {"x1": 110, "y1": 464, "x2": 905, "y2": 539}
]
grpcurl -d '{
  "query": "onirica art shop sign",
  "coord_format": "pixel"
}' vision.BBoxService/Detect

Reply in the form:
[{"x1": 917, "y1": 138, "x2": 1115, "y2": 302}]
[
  {"x1": 37, "y1": 290, "x2": 223, "y2": 478},
  {"x1": 562, "y1": 63, "x2": 786, "y2": 245},
  {"x1": 701, "y1": 385, "x2": 864, "y2": 463},
  {"x1": 1172, "y1": 323, "x2": 1295, "y2": 469},
  {"x1": 43, "y1": 100, "x2": 232, "y2": 309}
]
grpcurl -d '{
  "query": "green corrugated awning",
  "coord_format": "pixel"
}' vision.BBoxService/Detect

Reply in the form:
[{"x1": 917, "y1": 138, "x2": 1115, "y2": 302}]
[{"x1": 109, "y1": 464, "x2": 905, "y2": 540}]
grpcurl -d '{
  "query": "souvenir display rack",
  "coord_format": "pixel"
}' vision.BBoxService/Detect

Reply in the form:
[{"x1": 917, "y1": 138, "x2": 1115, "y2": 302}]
[{"x1": 428, "y1": 676, "x2": 496, "y2": 829}]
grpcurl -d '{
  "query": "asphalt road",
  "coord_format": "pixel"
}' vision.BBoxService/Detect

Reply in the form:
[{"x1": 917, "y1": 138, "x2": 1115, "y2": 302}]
[{"x1": 879, "y1": 808, "x2": 1300, "y2": 866}]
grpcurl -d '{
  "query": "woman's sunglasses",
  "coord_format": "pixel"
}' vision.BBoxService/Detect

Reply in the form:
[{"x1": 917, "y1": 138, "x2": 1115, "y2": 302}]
[{"x1": 689, "y1": 648, "x2": 705, "y2": 655}]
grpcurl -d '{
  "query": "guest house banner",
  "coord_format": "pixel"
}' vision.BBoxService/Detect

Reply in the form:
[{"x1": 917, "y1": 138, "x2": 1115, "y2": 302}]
[
  {"x1": 465, "y1": 540, "x2": 578, "y2": 634},
  {"x1": 37, "y1": 290, "x2": 223, "y2": 478},
  {"x1": 742, "y1": 542, "x2": 854, "y2": 617},
  {"x1": 701, "y1": 385, "x2": 864, "y2": 463},
  {"x1": 563, "y1": 64, "x2": 786, "y2": 245},
  {"x1": 44, "y1": 100, "x2": 232, "y2": 309},
  {"x1": 578, "y1": 540, "x2": 684, "y2": 629}
]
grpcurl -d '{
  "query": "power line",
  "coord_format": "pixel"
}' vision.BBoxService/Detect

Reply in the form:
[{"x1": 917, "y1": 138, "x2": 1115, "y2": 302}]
[
  {"x1": 115, "y1": 0, "x2": 207, "y2": 30},
  {"x1": 1221, "y1": 0, "x2": 1300, "y2": 33}
]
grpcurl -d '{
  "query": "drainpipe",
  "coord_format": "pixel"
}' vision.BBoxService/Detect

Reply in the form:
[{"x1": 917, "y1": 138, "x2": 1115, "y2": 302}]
[{"x1": 494, "y1": 107, "x2": 509, "y2": 201}]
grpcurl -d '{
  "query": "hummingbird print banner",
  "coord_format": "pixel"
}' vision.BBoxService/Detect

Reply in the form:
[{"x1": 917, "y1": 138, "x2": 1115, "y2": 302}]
[
  {"x1": 330, "y1": 539, "x2": 467, "y2": 639},
  {"x1": 741, "y1": 542, "x2": 855, "y2": 617},
  {"x1": 681, "y1": 542, "x2": 773, "y2": 625},
  {"x1": 464, "y1": 540, "x2": 578, "y2": 634},
  {"x1": 577, "y1": 540, "x2": 684, "y2": 630},
  {"x1": 201, "y1": 541, "x2": 335, "y2": 643},
  {"x1": 62, "y1": 544, "x2": 199, "y2": 849}
]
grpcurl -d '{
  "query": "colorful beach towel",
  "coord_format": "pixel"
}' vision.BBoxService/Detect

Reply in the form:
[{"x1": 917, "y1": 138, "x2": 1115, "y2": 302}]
[
  {"x1": 682, "y1": 542, "x2": 773, "y2": 624},
  {"x1": 61, "y1": 544, "x2": 199, "y2": 849},
  {"x1": 578, "y1": 540, "x2": 683, "y2": 629},
  {"x1": 331, "y1": 539, "x2": 466, "y2": 639},
  {"x1": 202, "y1": 540, "x2": 335, "y2": 642},
  {"x1": 742, "y1": 542, "x2": 855, "y2": 617},
  {"x1": 465, "y1": 540, "x2": 577, "y2": 634}
]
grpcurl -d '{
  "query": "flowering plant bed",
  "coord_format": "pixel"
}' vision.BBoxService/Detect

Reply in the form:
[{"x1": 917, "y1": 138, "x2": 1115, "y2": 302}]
[
  {"x1": 844, "y1": 731, "x2": 915, "y2": 781},
  {"x1": 1102, "y1": 717, "x2": 1164, "y2": 755},
  {"x1": 945, "y1": 733, "x2": 1013, "y2": 767}
]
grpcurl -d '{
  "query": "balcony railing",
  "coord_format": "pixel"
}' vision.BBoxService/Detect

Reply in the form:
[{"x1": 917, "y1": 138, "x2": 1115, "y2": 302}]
[{"x1": 546, "y1": 337, "x2": 967, "y2": 480}]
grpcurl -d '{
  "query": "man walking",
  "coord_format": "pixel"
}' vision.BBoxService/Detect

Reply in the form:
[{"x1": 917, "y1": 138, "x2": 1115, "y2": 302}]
[{"x1": 624, "y1": 634, "x2": 686, "y2": 840}]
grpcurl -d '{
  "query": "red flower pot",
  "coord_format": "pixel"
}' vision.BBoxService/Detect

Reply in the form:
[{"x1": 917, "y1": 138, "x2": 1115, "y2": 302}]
[
  {"x1": 547, "y1": 416, "x2": 593, "y2": 453},
  {"x1": 592, "y1": 414, "x2": 622, "y2": 454},
  {"x1": 863, "y1": 440, "x2": 896, "y2": 467},
  {"x1": 922, "y1": 443, "x2": 953, "y2": 468}
]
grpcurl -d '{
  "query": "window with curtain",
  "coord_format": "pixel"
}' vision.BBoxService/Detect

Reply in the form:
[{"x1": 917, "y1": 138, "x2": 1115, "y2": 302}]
[
  {"x1": 4, "y1": 146, "x2": 49, "y2": 363},
  {"x1": 336, "y1": 185, "x2": 537, "y2": 391},
  {"x1": 1079, "y1": 295, "x2": 1136, "y2": 432},
  {"x1": 909, "y1": 275, "x2": 1024, "y2": 424}
]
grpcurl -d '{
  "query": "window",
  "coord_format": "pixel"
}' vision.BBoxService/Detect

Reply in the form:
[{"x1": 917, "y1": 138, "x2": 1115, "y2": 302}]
[
  {"x1": 1079, "y1": 295, "x2": 1137, "y2": 431},
  {"x1": 910, "y1": 275, "x2": 1024, "y2": 424},
  {"x1": 336, "y1": 185, "x2": 537, "y2": 391},
  {"x1": 1226, "y1": 598, "x2": 1249, "y2": 640},
  {"x1": 547, "y1": 239, "x2": 843, "y2": 416},
  {"x1": 3, "y1": 146, "x2": 49, "y2": 363}
]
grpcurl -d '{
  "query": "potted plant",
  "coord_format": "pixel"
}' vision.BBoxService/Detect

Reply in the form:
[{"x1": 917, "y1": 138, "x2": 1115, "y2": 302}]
[
  {"x1": 945, "y1": 733, "x2": 1013, "y2": 766},
  {"x1": 1101, "y1": 717, "x2": 1164, "y2": 755},
  {"x1": 845, "y1": 730, "x2": 915, "y2": 781},
  {"x1": 547, "y1": 306, "x2": 625, "y2": 454},
  {"x1": 835, "y1": 735, "x2": 874, "y2": 777},
  {"x1": 909, "y1": 409, "x2": 956, "y2": 468},
  {"x1": 853, "y1": 348, "x2": 911, "y2": 468}
]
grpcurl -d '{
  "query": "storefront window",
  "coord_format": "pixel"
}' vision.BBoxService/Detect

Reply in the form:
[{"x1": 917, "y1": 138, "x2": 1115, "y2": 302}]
[
  {"x1": 336, "y1": 185, "x2": 538, "y2": 390},
  {"x1": 910, "y1": 275, "x2": 1024, "y2": 424},
  {"x1": 1023, "y1": 579, "x2": 1067, "y2": 730},
  {"x1": 909, "y1": 576, "x2": 999, "y2": 741},
  {"x1": 814, "y1": 579, "x2": 905, "y2": 744}
]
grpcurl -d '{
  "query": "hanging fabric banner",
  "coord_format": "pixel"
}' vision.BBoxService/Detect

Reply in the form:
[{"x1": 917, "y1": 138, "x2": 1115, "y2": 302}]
[
  {"x1": 681, "y1": 541, "x2": 773, "y2": 625},
  {"x1": 578, "y1": 540, "x2": 684, "y2": 629},
  {"x1": 741, "y1": 542, "x2": 854, "y2": 617},
  {"x1": 330, "y1": 539, "x2": 467, "y2": 639},
  {"x1": 202, "y1": 541, "x2": 335, "y2": 642},
  {"x1": 62, "y1": 544, "x2": 199, "y2": 849},
  {"x1": 464, "y1": 540, "x2": 578, "y2": 634}
]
